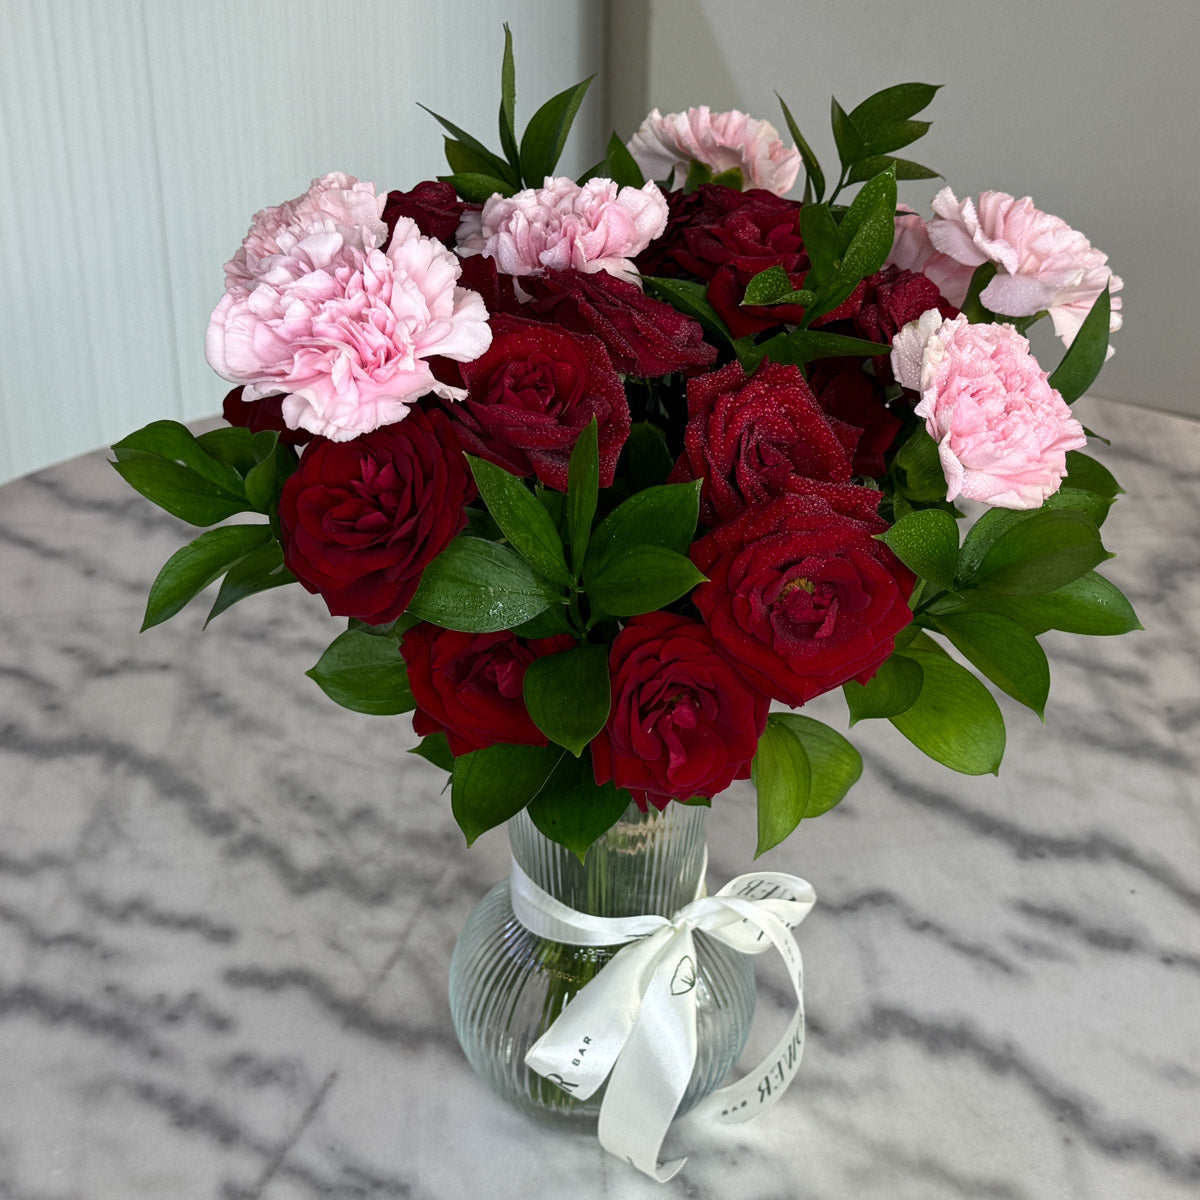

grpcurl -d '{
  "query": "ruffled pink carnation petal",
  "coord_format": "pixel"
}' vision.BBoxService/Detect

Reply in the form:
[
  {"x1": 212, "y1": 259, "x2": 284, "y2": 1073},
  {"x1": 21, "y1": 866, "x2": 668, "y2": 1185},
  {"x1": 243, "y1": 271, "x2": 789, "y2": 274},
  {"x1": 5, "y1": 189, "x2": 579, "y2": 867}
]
[
  {"x1": 626, "y1": 106, "x2": 801, "y2": 197},
  {"x1": 207, "y1": 216, "x2": 491, "y2": 442},
  {"x1": 886, "y1": 209, "x2": 976, "y2": 308},
  {"x1": 458, "y1": 177, "x2": 668, "y2": 283},
  {"x1": 891, "y1": 311, "x2": 1087, "y2": 509},
  {"x1": 927, "y1": 187, "x2": 1123, "y2": 354}
]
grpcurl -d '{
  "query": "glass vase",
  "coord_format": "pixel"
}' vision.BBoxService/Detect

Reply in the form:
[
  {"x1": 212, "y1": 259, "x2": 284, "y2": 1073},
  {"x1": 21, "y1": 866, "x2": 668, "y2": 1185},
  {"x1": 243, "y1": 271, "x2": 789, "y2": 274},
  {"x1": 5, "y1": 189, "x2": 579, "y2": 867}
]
[{"x1": 448, "y1": 801, "x2": 757, "y2": 1126}]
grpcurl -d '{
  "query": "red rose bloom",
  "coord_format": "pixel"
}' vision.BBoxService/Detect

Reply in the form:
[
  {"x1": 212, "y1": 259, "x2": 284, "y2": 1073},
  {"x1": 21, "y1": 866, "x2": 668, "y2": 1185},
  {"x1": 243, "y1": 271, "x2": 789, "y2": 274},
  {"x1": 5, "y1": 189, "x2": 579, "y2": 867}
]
[
  {"x1": 402, "y1": 624, "x2": 573, "y2": 756},
  {"x1": 277, "y1": 407, "x2": 473, "y2": 625},
  {"x1": 381, "y1": 181, "x2": 466, "y2": 247},
  {"x1": 519, "y1": 269, "x2": 717, "y2": 378},
  {"x1": 670, "y1": 360, "x2": 859, "y2": 526},
  {"x1": 807, "y1": 359, "x2": 902, "y2": 478},
  {"x1": 449, "y1": 314, "x2": 630, "y2": 491},
  {"x1": 691, "y1": 495, "x2": 915, "y2": 706},
  {"x1": 592, "y1": 612, "x2": 770, "y2": 810}
]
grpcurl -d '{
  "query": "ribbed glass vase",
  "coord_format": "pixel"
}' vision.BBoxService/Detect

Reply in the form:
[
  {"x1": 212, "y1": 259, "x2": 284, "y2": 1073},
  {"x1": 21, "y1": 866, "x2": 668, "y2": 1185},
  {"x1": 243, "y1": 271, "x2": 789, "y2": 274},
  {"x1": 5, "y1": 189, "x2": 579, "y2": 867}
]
[{"x1": 448, "y1": 801, "x2": 757, "y2": 1125}]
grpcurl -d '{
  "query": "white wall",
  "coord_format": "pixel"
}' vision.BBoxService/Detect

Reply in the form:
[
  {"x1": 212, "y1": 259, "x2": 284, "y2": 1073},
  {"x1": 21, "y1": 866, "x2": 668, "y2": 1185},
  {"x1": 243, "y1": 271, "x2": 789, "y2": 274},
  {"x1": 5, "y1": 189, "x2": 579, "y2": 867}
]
[
  {"x1": 608, "y1": 0, "x2": 1200, "y2": 420},
  {"x1": 0, "y1": 0, "x2": 606, "y2": 483}
]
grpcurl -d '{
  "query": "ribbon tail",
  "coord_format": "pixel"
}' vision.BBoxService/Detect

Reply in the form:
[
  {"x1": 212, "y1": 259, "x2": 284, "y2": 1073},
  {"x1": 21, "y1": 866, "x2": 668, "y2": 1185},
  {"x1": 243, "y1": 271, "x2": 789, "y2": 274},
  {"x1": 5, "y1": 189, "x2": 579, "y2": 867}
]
[{"x1": 597, "y1": 926, "x2": 697, "y2": 1181}]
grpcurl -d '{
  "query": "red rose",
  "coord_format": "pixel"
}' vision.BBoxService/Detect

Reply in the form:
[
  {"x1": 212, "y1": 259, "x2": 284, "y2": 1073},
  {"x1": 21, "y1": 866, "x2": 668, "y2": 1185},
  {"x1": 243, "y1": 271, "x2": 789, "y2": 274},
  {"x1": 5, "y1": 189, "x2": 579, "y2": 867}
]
[
  {"x1": 277, "y1": 407, "x2": 473, "y2": 624},
  {"x1": 518, "y1": 269, "x2": 717, "y2": 378},
  {"x1": 381, "y1": 181, "x2": 466, "y2": 247},
  {"x1": 592, "y1": 612, "x2": 769, "y2": 810},
  {"x1": 449, "y1": 314, "x2": 630, "y2": 491},
  {"x1": 221, "y1": 386, "x2": 313, "y2": 446},
  {"x1": 807, "y1": 359, "x2": 902, "y2": 478},
  {"x1": 638, "y1": 186, "x2": 808, "y2": 337},
  {"x1": 402, "y1": 624, "x2": 573, "y2": 756},
  {"x1": 691, "y1": 495, "x2": 915, "y2": 706},
  {"x1": 670, "y1": 360, "x2": 859, "y2": 526}
]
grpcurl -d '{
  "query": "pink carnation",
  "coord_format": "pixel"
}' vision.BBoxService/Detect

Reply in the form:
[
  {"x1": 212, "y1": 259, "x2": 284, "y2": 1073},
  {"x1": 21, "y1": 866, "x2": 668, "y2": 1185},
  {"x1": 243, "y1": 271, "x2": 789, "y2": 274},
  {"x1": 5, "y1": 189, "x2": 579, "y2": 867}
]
[
  {"x1": 206, "y1": 216, "x2": 492, "y2": 442},
  {"x1": 927, "y1": 188, "x2": 1123, "y2": 353},
  {"x1": 626, "y1": 106, "x2": 801, "y2": 197},
  {"x1": 886, "y1": 209, "x2": 976, "y2": 308},
  {"x1": 891, "y1": 311, "x2": 1087, "y2": 509},
  {"x1": 456, "y1": 176, "x2": 668, "y2": 281},
  {"x1": 223, "y1": 172, "x2": 388, "y2": 293}
]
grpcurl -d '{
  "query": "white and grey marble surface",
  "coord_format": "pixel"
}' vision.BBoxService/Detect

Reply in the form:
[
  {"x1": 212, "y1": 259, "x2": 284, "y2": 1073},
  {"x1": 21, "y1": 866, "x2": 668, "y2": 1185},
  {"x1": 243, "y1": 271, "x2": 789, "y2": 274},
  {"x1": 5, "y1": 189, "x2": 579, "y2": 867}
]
[{"x1": 0, "y1": 396, "x2": 1196, "y2": 1200}]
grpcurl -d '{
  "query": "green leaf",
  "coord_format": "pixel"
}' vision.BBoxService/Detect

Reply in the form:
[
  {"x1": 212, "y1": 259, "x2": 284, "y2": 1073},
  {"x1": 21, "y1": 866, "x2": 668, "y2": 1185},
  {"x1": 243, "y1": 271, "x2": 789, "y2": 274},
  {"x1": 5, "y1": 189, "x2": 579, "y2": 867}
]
[
  {"x1": 847, "y1": 155, "x2": 940, "y2": 185},
  {"x1": 410, "y1": 732, "x2": 454, "y2": 774},
  {"x1": 968, "y1": 509, "x2": 1111, "y2": 596},
  {"x1": 777, "y1": 93, "x2": 825, "y2": 202},
  {"x1": 830, "y1": 96, "x2": 867, "y2": 165},
  {"x1": 523, "y1": 643, "x2": 611, "y2": 756},
  {"x1": 498, "y1": 23, "x2": 518, "y2": 168},
  {"x1": 709, "y1": 166, "x2": 744, "y2": 190},
  {"x1": 603, "y1": 131, "x2": 645, "y2": 188},
  {"x1": 585, "y1": 546, "x2": 706, "y2": 617},
  {"x1": 451, "y1": 743, "x2": 564, "y2": 846},
  {"x1": 466, "y1": 455, "x2": 571, "y2": 586},
  {"x1": 682, "y1": 157, "x2": 713, "y2": 193},
  {"x1": 141, "y1": 524, "x2": 273, "y2": 630},
  {"x1": 848, "y1": 82, "x2": 941, "y2": 139},
  {"x1": 444, "y1": 137, "x2": 511, "y2": 180},
  {"x1": 582, "y1": 480, "x2": 701, "y2": 578},
  {"x1": 838, "y1": 165, "x2": 897, "y2": 246},
  {"x1": 518, "y1": 75, "x2": 594, "y2": 185},
  {"x1": 623, "y1": 422, "x2": 674, "y2": 489},
  {"x1": 205, "y1": 541, "x2": 295, "y2": 623},
  {"x1": 751, "y1": 719, "x2": 812, "y2": 856},
  {"x1": 768, "y1": 713, "x2": 862, "y2": 817},
  {"x1": 892, "y1": 426, "x2": 948, "y2": 503},
  {"x1": 755, "y1": 328, "x2": 890, "y2": 367},
  {"x1": 111, "y1": 458, "x2": 251, "y2": 526},
  {"x1": 1044, "y1": 486, "x2": 1115, "y2": 529},
  {"x1": 843, "y1": 652, "x2": 924, "y2": 723},
  {"x1": 1048, "y1": 287, "x2": 1111, "y2": 404},
  {"x1": 407, "y1": 537, "x2": 559, "y2": 632},
  {"x1": 929, "y1": 612, "x2": 1050, "y2": 717},
  {"x1": 956, "y1": 507, "x2": 1033, "y2": 581},
  {"x1": 878, "y1": 508, "x2": 960, "y2": 591},
  {"x1": 960, "y1": 262, "x2": 998, "y2": 324},
  {"x1": 860, "y1": 120, "x2": 931, "y2": 157},
  {"x1": 799, "y1": 203, "x2": 841, "y2": 282},
  {"x1": 349, "y1": 613, "x2": 420, "y2": 639},
  {"x1": 113, "y1": 420, "x2": 247, "y2": 495},
  {"x1": 243, "y1": 438, "x2": 297, "y2": 514},
  {"x1": 742, "y1": 265, "x2": 815, "y2": 309},
  {"x1": 642, "y1": 275, "x2": 737, "y2": 350},
  {"x1": 306, "y1": 628, "x2": 415, "y2": 716},
  {"x1": 419, "y1": 104, "x2": 517, "y2": 188},
  {"x1": 567, "y1": 419, "x2": 599, "y2": 573},
  {"x1": 526, "y1": 750, "x2": 631, "y2": 861},
  {"x1": 437, "y1": 172, "x2": 513, "y2": 203},
  {"x1": 511, "y1": 604, "x2": 574, "y2": 638},
  {"x1": 195, "y1": 425, "x2": 260, "y2": 475},
  {"x1": 889, "y1": 650, "x2": 1005, "y2": 774},
  {"x1": 937, "y1": 571, "x2": 1141, "y2": 637},
  {"x1": 1063, "y1": 450, "x2": 1122, "y2": 498}
]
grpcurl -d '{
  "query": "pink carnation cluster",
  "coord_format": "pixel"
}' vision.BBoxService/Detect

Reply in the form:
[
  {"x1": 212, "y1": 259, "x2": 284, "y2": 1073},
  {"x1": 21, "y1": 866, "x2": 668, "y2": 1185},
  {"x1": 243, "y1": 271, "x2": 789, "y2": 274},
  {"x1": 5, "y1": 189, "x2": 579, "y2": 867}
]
[
  {"x1": 626, "y1": 106, "x2": 801, "y2": 197},
  {"x1": 892, "y1": 311, "x2": 1087, "y2": 509},
  {"x1": 206, "y1": 174, "x2": 491, "y2": 442},
  {"x1": 889, "y1": 188, "x2": 1123, "y2": 355},
  {"x1": 457, "y1": 176, "x2": 668, "y2": 281}
]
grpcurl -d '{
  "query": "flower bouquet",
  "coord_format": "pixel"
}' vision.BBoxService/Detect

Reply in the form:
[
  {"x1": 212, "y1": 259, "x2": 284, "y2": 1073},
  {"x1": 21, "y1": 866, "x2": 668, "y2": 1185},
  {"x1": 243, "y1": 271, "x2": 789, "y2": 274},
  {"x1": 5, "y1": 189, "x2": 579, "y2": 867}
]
[{"x1": 112, "y1": 28, "x2": 1136, "y2": 1178}]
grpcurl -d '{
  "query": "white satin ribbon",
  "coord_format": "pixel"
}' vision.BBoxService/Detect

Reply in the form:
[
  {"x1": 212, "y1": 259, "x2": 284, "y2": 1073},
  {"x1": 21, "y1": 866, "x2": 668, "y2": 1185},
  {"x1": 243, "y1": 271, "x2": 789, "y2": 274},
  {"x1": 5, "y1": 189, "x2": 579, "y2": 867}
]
[{"x1": 512, "y1": 858, "x2": 815, "y2": 1181}]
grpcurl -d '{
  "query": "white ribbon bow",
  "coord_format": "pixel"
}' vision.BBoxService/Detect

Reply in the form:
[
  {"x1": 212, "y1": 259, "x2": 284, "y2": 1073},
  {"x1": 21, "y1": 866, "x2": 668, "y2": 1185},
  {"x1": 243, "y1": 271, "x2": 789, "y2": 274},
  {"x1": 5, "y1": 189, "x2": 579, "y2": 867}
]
[{"x1": 512, "y1": 859, "x2": 816, "y2": 1181}]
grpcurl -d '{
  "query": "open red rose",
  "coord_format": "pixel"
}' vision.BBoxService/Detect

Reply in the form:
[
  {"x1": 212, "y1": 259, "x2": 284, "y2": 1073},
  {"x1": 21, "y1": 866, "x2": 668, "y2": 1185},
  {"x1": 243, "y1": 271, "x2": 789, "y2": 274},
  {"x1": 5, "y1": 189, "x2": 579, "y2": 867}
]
[
  {"x1": 449, "y1": 314, "x2": 630, "y2": 491},
  {"x1": 670, "y1": 360, "x2": 859, "y2": 526},
  {"x1": 806, "y1": 359, "x2": 902, "y2": 478},
  {"x1": 277, "y1": 407, "x2": 473, "y2": 624},
  {"x1": 381, "y1": 181, "x2": 466, "y2": 247},
  {"x1": 592, "y1": 612, "x2": 769, "y2": 810},
  {"x1": 519, "y1": 269, "x2": 717, "y2": 378},
  {"x1": 691, "y1": 495, "x2": 915, "y2": 706},
  {"x1": 402, "y1": 625, "x2": 573, "y2": 756}
]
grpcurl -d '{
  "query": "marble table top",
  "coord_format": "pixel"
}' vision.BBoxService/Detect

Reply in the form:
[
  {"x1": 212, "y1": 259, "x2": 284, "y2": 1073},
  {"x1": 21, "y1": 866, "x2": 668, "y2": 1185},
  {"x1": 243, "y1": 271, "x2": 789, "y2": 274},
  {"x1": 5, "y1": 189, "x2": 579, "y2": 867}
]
[{"x1": 0, "y1": 396, "x2": 1197, "y2": 1200}]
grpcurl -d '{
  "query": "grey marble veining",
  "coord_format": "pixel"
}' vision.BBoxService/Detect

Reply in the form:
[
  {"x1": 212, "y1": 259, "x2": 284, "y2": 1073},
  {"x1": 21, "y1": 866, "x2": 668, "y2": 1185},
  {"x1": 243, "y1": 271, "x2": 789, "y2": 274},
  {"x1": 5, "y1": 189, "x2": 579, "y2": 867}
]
[{"x1": 0, "y1": 397, "x2": 1196, "y2": 1200}]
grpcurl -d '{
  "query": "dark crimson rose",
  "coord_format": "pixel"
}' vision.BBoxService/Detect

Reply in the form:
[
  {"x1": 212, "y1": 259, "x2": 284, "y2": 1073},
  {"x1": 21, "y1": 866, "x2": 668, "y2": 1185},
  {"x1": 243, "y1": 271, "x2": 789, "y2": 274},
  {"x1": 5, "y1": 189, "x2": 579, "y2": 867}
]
[
  {"x1": 402, "y1": 625, "x2": 573, "y2": 756},
  {"x1": 277, "y1": 407, "x2": 473, "y2": 624},
  {"x1": 637, "y1": 186, "x2": 808, "y2": 337},
  {"x1": 691, "y1": 495, "x2": 915, "y2": 707},
  {"x1": 381, "y1": 181, "x2": 466, "y2": 247},
  {"x1": 449, "y1": 314, "x2": 630, "y2": 491},
  {"x1": 670, "y1": 360, "x2": 859, "y2": 526},
  {"x1": 519, "y1": 269, "x2": 717, "y2": 378},
  {"x1": 592, "y1": 612, "x2": 770, "y2": 810},
  {"x1": 221, "y1": 386, "x2": 313, "y2": 446},
  {"x1": 807, "y1": 359, "x2": 902, "y2": 478}
]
